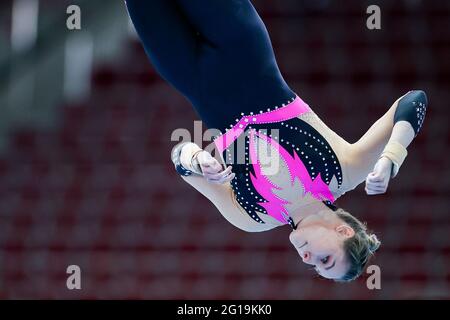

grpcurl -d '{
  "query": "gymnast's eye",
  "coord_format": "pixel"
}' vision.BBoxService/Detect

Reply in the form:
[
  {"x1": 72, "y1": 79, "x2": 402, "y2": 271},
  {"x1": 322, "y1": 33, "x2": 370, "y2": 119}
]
[{"x1": 320, "y1": 256, "x2": 330, "y2": 264}]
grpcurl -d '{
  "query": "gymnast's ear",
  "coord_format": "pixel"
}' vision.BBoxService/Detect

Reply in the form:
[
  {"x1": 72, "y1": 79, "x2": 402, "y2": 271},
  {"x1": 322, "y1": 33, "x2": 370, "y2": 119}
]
[{"x1": 336, "y1": 224, "x2": 355, "y2": 238}]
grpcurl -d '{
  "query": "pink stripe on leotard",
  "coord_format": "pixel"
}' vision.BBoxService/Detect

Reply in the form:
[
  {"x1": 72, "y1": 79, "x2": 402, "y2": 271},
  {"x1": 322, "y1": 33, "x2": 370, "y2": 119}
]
[
  {"x1": 214, "y1": 96, "x2": 311, "y2": 153},
  {"x1": 248, "y1": 130, "x2": 335, "y2": 224},
  {"x1": 213, "y1": 95, "x2": 334, "y2": 225}
]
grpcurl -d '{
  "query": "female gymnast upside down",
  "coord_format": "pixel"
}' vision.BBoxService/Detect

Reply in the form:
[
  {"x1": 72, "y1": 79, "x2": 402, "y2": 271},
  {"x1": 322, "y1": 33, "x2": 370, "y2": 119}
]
[{"x1": 125, "y1": 0, "x2": 428, "y2": 281}]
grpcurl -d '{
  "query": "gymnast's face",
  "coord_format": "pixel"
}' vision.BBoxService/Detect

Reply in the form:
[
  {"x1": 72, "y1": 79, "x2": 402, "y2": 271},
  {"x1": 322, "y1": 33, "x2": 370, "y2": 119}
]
[{"x1": 289, "y1": 212, "x2": 354, "y2": 280}]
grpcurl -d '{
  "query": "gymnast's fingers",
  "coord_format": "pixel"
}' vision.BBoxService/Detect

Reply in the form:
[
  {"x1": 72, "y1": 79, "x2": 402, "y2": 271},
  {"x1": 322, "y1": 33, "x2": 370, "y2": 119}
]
[
  {"x1": 366, "y1": 180, "x2": 386, "y2": 190},
  {"x1": 366, "y1": 180, "x2": 387, "y2": 189},
  {"x1": 367, "y1": 172, "x2": 383, "y2": 182},
  {"x1": 365, "y1": 185, "x2": 386, "y2": 195},
  {"x1": 365, "y1": 187, "x2": 379, "y2": 195},
  {"x1": 201, "y1": 158, "x2": 223, "y2": 174},
  {"x1": 206, "y1": 172, "x2": 235, "y2": 184},
  {"x1": 202, "y1": 165, "x2": 222, "y2": 174},
  {"x1": 366, "y1": 179, "x2": 386, "y2": 188},
  {"x1": 205, "y1": 166, "x2": 232, "y2": 181},
  {"x1": 221, "y1": 172, "x2": 236, "y2": 183}
]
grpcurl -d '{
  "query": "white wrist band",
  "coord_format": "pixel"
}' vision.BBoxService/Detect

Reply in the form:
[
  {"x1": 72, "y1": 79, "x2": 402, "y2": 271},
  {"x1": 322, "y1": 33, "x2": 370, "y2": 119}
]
[{"x1": 380, "y1": 141, "x2": 408, "y2": 178}]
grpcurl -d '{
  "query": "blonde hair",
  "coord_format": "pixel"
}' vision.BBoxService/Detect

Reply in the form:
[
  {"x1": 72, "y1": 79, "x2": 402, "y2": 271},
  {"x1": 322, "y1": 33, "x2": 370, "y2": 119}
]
[{"x1": 334, "y1": 208, "x2": 381, "y2": 282}]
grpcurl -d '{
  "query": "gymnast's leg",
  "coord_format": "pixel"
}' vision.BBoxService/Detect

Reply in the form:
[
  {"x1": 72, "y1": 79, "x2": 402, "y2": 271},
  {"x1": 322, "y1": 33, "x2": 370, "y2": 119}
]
[
  {"x1": 125, "y1": 0, "x2": 199, "y2": 95},
  {"x1": 175, "y1": 0, "x2": 271, "y2": 49},
  {"x1": 173, "y1": 0, "x2": 292, "y2": 107}
]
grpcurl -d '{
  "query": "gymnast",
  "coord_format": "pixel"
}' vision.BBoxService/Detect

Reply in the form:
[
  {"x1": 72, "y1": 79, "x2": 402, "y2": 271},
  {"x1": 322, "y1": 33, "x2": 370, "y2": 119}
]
[{"x1": 125, "y1": 0, "x2": 428, "y2": 281}]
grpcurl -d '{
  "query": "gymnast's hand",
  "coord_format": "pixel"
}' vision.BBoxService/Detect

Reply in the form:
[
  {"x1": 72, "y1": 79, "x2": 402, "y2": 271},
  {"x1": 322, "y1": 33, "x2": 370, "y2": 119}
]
[
  {"x1": 365, "y1": 157, "x2": 392, "y2": 195},
  {"x1": 197, "y1": 151, "x2": 235, "y2": 184}
]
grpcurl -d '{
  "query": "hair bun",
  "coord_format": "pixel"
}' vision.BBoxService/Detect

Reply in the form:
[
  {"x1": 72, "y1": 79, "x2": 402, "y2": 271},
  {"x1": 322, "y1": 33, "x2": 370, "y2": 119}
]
[{"x1": 368, "y1": 234, "x2": 381, "y2": 253}]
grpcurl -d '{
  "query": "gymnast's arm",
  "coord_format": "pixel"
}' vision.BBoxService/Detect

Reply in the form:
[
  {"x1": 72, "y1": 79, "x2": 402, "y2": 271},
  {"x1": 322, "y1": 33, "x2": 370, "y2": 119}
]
[
  {"x1": 171, "y1": 143, "x2": 276, "y2": 232},
  {"x1": 345, "y1": 90, "x2": 428, "y2": 192}
]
